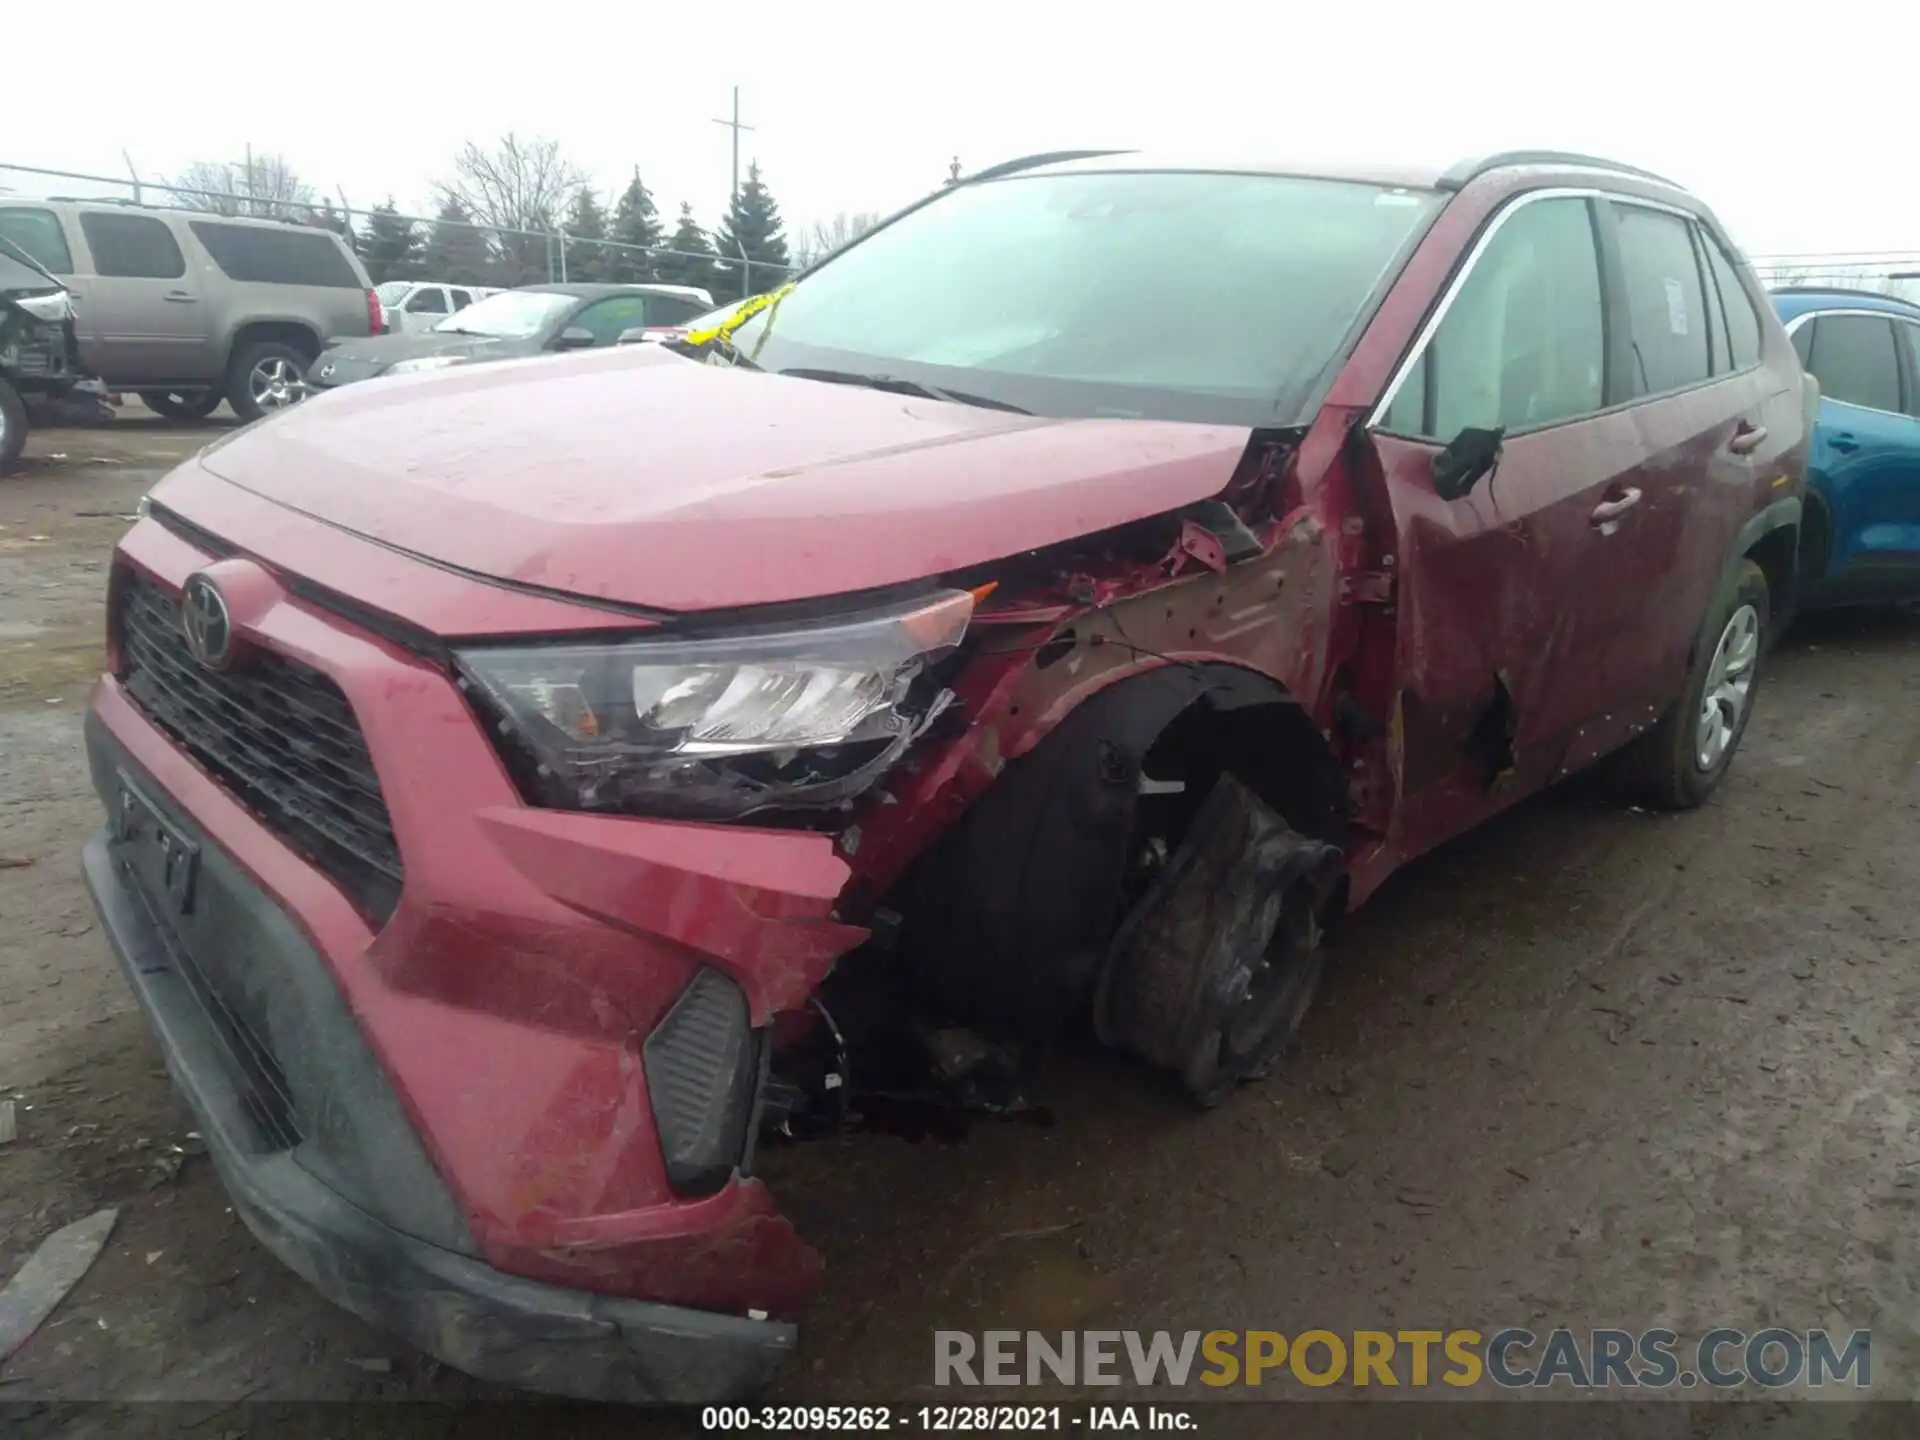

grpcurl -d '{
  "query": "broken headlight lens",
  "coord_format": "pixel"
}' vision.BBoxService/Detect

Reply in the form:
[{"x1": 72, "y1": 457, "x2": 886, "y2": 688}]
[{"x1": 456, "y1": 588, "x2": 975, "y2": 819}]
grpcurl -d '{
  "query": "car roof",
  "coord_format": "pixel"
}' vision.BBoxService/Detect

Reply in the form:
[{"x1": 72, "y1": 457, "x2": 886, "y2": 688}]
[
  {"x1": 995, "y1": 147, "x2": 1685, "y2": 196},
  {"x1": 32, "y1": 196, "x2": 351, "y2": 238},
  {"x1": 1769, "y1": 287, "x2": 1920, "y2": 323}
]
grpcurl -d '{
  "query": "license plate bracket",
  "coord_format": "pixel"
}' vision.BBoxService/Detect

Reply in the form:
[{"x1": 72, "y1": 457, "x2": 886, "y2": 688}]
[{"x1": 112, "y1": 773, "x2": 200, "y2": 922}]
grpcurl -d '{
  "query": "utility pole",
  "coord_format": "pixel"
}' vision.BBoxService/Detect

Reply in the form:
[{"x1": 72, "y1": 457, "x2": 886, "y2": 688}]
[{"x1": 711, "y1": 86, "x2": 754, "y2": 206}]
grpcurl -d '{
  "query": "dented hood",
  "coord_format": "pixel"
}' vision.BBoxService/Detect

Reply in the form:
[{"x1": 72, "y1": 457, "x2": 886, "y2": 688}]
[{"x1": 190, "y1": 344, "x2": 1255, "y2": 613}]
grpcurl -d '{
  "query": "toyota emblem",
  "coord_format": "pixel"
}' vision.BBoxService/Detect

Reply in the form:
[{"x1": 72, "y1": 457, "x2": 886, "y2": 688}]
[{"x1": 181, "y1": 574, "x2": 234, "y2": 670}]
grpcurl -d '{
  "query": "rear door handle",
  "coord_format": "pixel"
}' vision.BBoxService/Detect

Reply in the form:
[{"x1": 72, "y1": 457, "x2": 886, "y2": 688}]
[
  {"x1": 1590, "y1": 487, "x2": 1643, "y2": 526},
  {"x1": 1728, "y1": 423, "x2": 1768, "y2": 456},
  {"x1": 163, "y1": 290, "x2": 197, "y2": 303},
  {"x1": 1828, "y1": 432, "x2": 1859, "y2": 454}
]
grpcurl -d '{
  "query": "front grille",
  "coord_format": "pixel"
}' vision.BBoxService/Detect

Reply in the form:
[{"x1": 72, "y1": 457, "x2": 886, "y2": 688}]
[{"x1": 117, "y1": 568, "x2": 404, "y2": 924}]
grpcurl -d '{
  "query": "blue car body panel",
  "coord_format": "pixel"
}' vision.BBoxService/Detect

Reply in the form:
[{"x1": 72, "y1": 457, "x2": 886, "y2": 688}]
[{"x1": 1771, "y1": 289, "x2": 1920, "y2": 603}]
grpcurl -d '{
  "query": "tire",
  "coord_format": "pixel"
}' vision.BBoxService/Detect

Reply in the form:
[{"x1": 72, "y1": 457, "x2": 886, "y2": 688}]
[
  {"x1": 225, "y1": 341, "x2": 310, "y2": 423},
  {"x1": 139, "y1": 389, "x2": 223, "y2": 422},
  {"x1": 1611, "y1": 559, "x2": 1770, "y2": 810},
  {"x1": 0, "y1": 377, "x2": 26, "y2": 475},
  {"x1": 1096, "y1": 773, "x2": 1341, "y2": 1106}
]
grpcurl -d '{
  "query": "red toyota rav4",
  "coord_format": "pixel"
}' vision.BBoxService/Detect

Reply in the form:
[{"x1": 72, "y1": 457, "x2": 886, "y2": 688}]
[{"x1": 82, "y1": 150, "x2": 1810, "y2": 1401}]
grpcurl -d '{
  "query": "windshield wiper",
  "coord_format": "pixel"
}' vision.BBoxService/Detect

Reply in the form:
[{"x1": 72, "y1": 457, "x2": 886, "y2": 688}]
[{"x1": 777, "y1": 367, "x2": 1030, "y2": 414}]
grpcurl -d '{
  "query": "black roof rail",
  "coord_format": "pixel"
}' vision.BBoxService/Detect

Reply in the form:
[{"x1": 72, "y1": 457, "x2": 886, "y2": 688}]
[
  {"x1": 964, "y1": 149, "x2": 1134, "y2": 184},
  {"x1": 1437, "y1": 150, "x2": 1681, "y2": 192}
]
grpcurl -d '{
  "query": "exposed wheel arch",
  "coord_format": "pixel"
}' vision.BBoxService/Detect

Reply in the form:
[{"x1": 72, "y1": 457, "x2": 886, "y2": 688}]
[{"x1": 891, "y1": 662, "x2": 1349, "y2": 1036}]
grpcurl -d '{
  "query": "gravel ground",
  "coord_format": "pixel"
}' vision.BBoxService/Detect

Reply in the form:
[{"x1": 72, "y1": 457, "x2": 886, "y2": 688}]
[{"x1": 2, "y1": 414, "x2": 1917, "y2": 1434}]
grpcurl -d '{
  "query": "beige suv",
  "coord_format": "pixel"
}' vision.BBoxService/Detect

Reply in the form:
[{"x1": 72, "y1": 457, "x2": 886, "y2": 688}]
[{"x1": 0, "y1": 199, "x2": 381, "y2": 421}]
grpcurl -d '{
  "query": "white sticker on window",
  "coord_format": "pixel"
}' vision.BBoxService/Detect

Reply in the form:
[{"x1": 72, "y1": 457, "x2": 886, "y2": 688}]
[{"x1": 1665, "y1": 278, "x2": 1688, "y2": 336}]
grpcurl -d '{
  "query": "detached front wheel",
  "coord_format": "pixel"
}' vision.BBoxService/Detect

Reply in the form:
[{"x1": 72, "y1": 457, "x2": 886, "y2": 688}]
[
  {"x1": 1096, "y1": 773, "x2": 1341, "y2": 1106},
  {"x1": 0, "y1": 377, "x2": 26, "y2": 475},
  {"x1": 1612, "y1": 558, "x2": 1770, "y2": 809}
]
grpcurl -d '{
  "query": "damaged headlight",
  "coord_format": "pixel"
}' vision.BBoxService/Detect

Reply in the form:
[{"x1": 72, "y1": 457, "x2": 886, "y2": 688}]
[{"x1": 456, "y1": 588, "x2": 975, "y2": 820}]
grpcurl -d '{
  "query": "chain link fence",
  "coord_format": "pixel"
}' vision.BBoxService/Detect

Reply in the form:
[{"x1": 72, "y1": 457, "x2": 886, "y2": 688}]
[{"x1": 0, "y1": 162, "x2": 793, "y2": 301}]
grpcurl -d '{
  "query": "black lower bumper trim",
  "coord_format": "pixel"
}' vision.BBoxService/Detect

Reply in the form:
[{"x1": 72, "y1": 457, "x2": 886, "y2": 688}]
[{"x1": 82, "y1": 829, "x2": 796, "y2": 1403}]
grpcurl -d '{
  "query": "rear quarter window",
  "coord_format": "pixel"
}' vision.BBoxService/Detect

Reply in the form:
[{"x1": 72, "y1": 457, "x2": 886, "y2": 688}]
[{"x1": 188, "y1": 222, "x2": 362, "y2": 288}]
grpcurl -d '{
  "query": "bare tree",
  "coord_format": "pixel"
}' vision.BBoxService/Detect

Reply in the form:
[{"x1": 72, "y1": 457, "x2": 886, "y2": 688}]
[
  {"x1": 438, "y1": 134, "x2": 587, "y2": 284},
  {"x1": 791, "y1": 211, "x2": 882, "y2": 271},
  {"x1": 163, "y1": 155, "x2": 317, "y2": 221}
]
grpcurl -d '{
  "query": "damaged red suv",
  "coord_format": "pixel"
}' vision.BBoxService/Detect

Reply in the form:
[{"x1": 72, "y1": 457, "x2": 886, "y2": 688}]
[{"x1": 82, "y1": 149, "x2": 1810, "y2": 1401}]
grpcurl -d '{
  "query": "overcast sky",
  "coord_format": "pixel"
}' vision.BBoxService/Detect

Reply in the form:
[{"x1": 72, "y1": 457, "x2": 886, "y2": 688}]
[{"x1": 8, "y1": 0, "x2": 1912, "y2": 262}]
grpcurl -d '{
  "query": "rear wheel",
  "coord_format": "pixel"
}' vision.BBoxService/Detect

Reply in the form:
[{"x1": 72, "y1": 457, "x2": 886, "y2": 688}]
[
  {"x1": 1611, "y1": 559, "x2": 1770, "y2": 809},
  {"x1": 0, "y1": 378, "x2": 26, "y2": 475},
  {"x1": 140, "y1": 389, "x2": 223, "y2": 422},
  {"x1": 226, "y1": 342, "x2": 310, "y2": 422}
]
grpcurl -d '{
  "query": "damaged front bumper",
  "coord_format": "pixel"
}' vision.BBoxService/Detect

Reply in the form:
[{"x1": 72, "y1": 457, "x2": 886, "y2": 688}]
[{"x1": 80, "y1": 718, "x2": 798, "y2": 1403}]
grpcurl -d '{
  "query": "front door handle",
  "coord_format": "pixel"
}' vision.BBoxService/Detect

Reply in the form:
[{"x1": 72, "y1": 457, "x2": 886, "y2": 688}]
[
  {"x1": 1590, "y1": 487, "x2": 1643, "y2": 527},
  {"x1": 1728, "y1": 423, "x2": 1768, "y2": 456},
  {"x1": 1828, "y1": 432, "x2": 1860, "y2": 454},
  {"x1": 163, "y1": 290, "x2": 197, "y2": 303}
]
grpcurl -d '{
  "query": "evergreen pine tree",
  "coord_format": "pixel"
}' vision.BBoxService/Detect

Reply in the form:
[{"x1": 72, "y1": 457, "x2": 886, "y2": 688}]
[
  {"x1": 563, "y1": 186, "x2": 611, "y2": 281},
  {"x1": 421, "y1": 197, "x2": 492, "y2": 285},
  {"x1": 712, "y1": 163, "x2": 791, "y2": 300},
  {"x1": 653, "y1": 203, "x2": 717, "y2": 294},
  {"x1": 608, "y1": 170, "x2": 663, "y2": 282},
  {"x1": 358, "y1": 198, "x2": 422, "y2": 283}
]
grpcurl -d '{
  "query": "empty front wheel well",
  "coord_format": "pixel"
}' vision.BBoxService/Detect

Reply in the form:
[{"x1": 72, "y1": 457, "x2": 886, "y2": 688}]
[{"x1": 892, "y1": 666, "x2": 1350, "y2": 1033}]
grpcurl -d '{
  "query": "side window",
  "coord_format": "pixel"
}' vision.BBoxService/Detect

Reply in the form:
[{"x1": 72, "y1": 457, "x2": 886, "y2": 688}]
[
  {"x1": 1901, "y1": 322, "x2": 1920, "y2": 418},
  {"x1": 187, "y1": 222, "x2": 361, "y2": 287},
  {"x1": 1382, "y1": 196, "x2": 1604, "y2": 439},
  {"x1": 1614, "y1": 204, "x2": 1711, "y2": 395},
  {"x1": 1790, "y1": 319, "x2": 1813, "y2": 370},
  {"x1": 0, "y1": 208, "x2": 74, "y2": 274},
  {"x1": 406, "y1": 287, "x2": 450, "y2": 313},
  {"x1": 79, "y1": 212, "x2": 186, "y2": 279},
  {"x1": 1692, "y1": 228, "x2": 1729, "y2": 376},
  {"x1": 450, "y1": 288, "x2": 473, "y2": 310},
  {"x1": 643, "y1": 295, "x2": 705, "y2": 327},
  {"x1": 570, "y1": 296, "x2": 650, "y2": 345},
  {"x1": 1803, "y1": 315, "x2": 1901, "y2": 413},
  {"x1": 1702, "y1": 233, "x2": 1762, "y2": 370}
]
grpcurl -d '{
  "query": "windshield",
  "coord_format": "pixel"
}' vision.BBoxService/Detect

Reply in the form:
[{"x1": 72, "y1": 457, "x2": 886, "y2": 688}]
[
  {"x1": 723, "y1": 170, "x2": 1440, "y2": 425},
  {"x1": 375, "y1": 281, "x2": 412, "y2": 304},
  {"x1": 433, "y1": 290, "x2": 574, "y2": 338}
]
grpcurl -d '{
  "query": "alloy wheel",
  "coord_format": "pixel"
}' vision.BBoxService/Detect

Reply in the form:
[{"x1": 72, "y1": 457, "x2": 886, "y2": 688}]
[{"x1": 1695, "y1": 602, "x2": 1761, "y2": 771}]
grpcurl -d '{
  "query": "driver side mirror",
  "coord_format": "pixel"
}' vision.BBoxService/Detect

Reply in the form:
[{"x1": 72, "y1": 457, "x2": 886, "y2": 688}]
[
  {"x1": 1431, "y1": 426, "x2": 1504, "y2": 501},
  {"x1": 554, "y1": 326, "x2": 596, "y2": 351}
]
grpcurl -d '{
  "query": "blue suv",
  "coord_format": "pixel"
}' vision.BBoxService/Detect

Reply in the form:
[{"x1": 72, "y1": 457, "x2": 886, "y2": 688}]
[{"x1": 1771, "y1": 289, "x2": 1920, "y2": 605}]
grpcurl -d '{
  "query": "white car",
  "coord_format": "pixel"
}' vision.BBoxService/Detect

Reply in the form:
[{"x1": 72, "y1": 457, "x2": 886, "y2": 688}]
[{"x1": 374, "y1": 281, "x2": 503, "y2": 334}]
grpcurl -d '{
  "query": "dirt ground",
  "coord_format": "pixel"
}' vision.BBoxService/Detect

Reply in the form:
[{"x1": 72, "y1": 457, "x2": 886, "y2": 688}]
[{"x1": 2, "y1": 413, "x2": 1917, "y2": 1431}]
